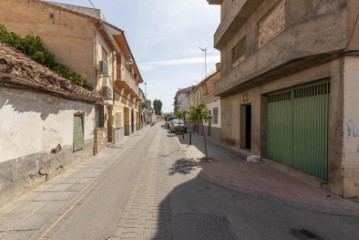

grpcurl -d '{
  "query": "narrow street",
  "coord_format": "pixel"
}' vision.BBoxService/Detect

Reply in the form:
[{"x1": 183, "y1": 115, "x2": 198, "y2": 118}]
[{"x1": 0, "y1": 123, "x2": 358, "y2": 240}]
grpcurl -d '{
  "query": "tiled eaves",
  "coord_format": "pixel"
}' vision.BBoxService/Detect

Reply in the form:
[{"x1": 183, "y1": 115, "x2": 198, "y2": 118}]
[{"x1": 0, "y1": 42, "x2": 103, "y2": 104}]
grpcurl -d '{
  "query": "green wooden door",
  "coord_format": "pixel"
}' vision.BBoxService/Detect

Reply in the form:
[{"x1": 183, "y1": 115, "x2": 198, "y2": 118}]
[
  {"x1": 267, "y1": 80, "x2": 330, "y2": 181},
  {"x1": 73, "y1": 115, "x2": 84, "y2": 152}
]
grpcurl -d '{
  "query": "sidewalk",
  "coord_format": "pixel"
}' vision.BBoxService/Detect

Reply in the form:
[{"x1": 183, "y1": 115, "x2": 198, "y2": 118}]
[
  {"x1": 0, "y1": 126, "x2": 151, "y2": 240},
  {"x1": 176, "y1": 131, "x2": 359, "y2": 216}
]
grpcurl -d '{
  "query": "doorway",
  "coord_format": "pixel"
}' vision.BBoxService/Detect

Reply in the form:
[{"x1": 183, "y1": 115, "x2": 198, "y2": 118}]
[
  {"x1": 240, "y1": 104, "x2": 251, "y2": 149},
  {"x1": 107, "y1": 106, "x2": 113, "y2": 143}
]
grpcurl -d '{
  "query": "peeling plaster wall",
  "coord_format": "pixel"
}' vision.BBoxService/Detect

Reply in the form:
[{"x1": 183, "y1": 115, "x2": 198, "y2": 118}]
[{"x1": 0, "y1": 87, "x2": 95, "y2": 205}]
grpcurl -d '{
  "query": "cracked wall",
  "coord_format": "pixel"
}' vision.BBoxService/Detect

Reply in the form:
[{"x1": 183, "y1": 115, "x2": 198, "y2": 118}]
[{"x1": 0, "y1": 87, "x2": 96, "y2": 206}]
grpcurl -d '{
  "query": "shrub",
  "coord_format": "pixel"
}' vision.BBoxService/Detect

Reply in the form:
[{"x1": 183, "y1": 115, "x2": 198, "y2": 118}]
[{"x1": 0, "y1": 25, "x2": 87, "y2": 87}]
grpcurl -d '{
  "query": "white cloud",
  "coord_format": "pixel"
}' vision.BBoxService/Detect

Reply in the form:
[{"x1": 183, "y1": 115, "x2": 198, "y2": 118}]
[{"x1": 140, "y1": 56, "x2": 220, "y2": 68}]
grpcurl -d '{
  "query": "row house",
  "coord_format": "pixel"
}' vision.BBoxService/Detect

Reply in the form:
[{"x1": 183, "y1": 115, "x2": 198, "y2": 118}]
[
  {"x1": 0, "y1": 0, "x2": 144, "y2": 153},
  {"x1": 139, "y1": 88, "x2": 154, "y2": 127},
  {"x1": 0, "y1": 42, "x2": 103, "y2": 206},
  {"x1": 173, "y1": 86, "x2": 194, "y2": 114},
  {"x1": 188, "y1": 64, "x2": 222, "y2": 143},
  {"x1": 208, "y1": 0, "x2": 359, "y2": 197}
]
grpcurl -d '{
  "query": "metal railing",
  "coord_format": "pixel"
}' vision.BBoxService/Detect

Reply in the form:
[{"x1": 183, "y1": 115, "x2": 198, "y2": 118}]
[{"x1": 117, "y1": 65, "x2": 140, "y2": 96}]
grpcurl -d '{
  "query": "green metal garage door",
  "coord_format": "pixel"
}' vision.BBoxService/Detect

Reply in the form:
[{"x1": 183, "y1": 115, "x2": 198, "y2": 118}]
[{"x1": 267, "y1": 80, "x2": 330, "y2": 181}]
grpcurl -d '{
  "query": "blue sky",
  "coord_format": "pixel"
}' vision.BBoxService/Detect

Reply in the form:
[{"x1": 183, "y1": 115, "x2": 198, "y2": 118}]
[{"x1": 53, "y1": 0, "x2": 220, "y2": 113}]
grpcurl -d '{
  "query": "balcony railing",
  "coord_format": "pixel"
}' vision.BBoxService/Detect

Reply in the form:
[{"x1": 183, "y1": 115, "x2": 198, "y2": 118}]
[{"x1": 116, "y1": 64, "x2": 140, "y2": 100}]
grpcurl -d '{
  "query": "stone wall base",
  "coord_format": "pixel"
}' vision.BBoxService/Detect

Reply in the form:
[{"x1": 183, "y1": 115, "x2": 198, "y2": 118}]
[{"x1": 0, "y1": 140, "x2": 93, "y2": 207}]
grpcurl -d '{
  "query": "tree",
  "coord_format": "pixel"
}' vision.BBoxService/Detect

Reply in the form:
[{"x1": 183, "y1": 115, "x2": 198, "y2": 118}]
[
  {"x1": 175, "y1": 110, "x2": 185, "y2": 120},
  {"x1": 188, "y1": 102, "x2": 210, "y2": 161},
  {"x1": 153, "y1": 99, "x2": 163, "y2": 115}
]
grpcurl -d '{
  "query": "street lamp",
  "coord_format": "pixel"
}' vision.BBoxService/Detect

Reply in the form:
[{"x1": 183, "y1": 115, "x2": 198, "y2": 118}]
[
  {"x1": 125, "y1": 55, "x2": 134, "y2": 66},
  {"x1": 199, "y1": 47, "x2": 207, "y2": 78}
]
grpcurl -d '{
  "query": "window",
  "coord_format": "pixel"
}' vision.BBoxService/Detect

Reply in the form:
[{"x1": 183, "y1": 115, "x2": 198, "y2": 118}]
[
  {"x1": 232, "y1": 37, "x2": 246, "y2": 66},
  {"x1": 213, "y1": 107, "x2": 219, "y2": 124},
  {"x1": 95, "y1": 104, "x2": 105, "y2": 128},
  {"x1": 73, "y1": 114, "x2": 84, "y2": 152}
]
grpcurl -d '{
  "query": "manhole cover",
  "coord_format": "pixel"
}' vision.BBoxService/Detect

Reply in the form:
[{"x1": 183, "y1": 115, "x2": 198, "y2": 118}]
[{"x1": 289, "y1": 228, "x2": 324, "y2": 240}]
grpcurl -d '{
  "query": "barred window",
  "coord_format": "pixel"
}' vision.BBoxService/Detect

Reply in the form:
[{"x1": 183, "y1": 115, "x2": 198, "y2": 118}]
[
  {"x1": 213, "y1": 107, "x2": 219, "y2": 124},
  {"x1": 232, "y1": 37, "x2": 246, "y2": 66}
]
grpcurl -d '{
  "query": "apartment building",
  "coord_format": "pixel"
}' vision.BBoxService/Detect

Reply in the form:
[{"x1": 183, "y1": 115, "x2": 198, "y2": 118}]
[
  {"x1": 208, "y1": 0, "x2": 359, "y2": 197},
  {"x1": 0, "y1": 0, "x2": 143, "y2": 152}
]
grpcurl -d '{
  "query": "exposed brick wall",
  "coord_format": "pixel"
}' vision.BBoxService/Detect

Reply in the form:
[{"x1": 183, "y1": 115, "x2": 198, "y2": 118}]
[
  {"x1": 258, "y1": 0, "x2": 286, "y2": 48},
  {"x1": 95, "y1": 128, "x2": 107, "y2": 154}
]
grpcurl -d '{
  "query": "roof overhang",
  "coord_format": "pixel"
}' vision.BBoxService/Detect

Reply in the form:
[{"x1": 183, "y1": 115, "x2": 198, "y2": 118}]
[{"x1": 208, "y1": 0, "x2": 223, "y2": 5}]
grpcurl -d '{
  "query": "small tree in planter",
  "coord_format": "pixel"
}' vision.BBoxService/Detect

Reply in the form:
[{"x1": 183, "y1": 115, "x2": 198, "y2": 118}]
[
  {"x1": 188, "y1": 102, "x2": 210, "y2": 161},
  {"x1": 175, "y1": 110, "x2": 185, "y2": 120}
]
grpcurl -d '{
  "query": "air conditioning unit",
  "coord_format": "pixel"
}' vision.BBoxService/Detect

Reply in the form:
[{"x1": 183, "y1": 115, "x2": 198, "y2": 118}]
[
  {"x1": 98, "y1": 61, "x2": 108, "y2": 75},
  {"x1": 102, "y1": 85, "x2": 113, "y2": 100},
  {"x1": 101, "y1": 77, "x2": 113, "y2": 100}
]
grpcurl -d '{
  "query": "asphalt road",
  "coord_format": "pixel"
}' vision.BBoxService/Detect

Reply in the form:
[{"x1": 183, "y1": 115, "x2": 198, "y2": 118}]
[{"x1": 28, "y1": 123, "x2": 359, "y2": 240}]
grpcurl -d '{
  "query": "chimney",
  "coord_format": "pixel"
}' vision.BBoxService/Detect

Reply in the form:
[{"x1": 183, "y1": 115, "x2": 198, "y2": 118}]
[{"x1": 215, "y1": 63, "x2": 221, "y2": 72}]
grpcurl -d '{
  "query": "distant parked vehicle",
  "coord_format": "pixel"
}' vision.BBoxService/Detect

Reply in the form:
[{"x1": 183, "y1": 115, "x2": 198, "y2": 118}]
[
  {"x1": 166, "y1": 116, "x2": 176, "y2": 128},
  {"x1": 169, "y1": 119, "x2": 187, "y2": 133}
]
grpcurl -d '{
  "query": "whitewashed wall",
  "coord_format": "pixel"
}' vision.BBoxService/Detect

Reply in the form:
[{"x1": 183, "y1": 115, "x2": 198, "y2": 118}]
[
  {"x1": 204, "y1": 99, "x2": 221, "y2": 128},
  {"x1": 0, "y1": 88, "x2": 95, "y2": 162}
]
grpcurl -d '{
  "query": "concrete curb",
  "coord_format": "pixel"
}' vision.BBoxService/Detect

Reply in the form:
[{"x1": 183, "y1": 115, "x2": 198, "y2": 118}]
[{"x1": 199, "y1": 171, "x2": 359, "y2": 217}]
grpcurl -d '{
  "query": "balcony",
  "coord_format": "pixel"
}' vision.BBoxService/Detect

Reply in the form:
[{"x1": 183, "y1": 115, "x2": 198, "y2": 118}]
[
  {"x1": 214, "y1": 8, "x2": 348, "y2": 97},
  {"x1": 213, "y1": 0, "x2": 263, "y2": 49},
  {"x1": 115, "y1": 65, "x2": 141, "y2": 101}
]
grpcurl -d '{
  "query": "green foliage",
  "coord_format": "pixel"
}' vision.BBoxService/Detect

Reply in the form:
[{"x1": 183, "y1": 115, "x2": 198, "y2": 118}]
[
  {"x1": 188, "y1": 102, "x2": 210, "y2": 124},
  {"x1": 175, "y1": 110, "x2": 185, "y2": 120},
  {"x1": 0, "y1": 25, "x2": 86, "y2": 86},
  {"x1": 153, "y1": 99, "x2": 163, "y2": 115},
  {"x1": 188, "y1": 102, "x2": 210, "y2": 161}
]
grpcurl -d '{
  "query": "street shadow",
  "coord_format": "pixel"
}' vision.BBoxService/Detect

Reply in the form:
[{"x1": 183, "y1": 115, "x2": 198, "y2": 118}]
[
  {"x1": 168, "y1": 158, "x2": 201, "y2": 176},
  {"x1": 150, "y1": 171, "x2": 346, "y2": 240},
  {"x1": 148, "y1": 174, "x2": 239, "y2": 240},
  {"x1": 0, "y1": 88, "x2": 93, "y2": 120}
]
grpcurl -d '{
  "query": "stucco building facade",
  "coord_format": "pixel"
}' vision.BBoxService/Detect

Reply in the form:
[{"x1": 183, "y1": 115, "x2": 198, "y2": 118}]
[
  {"x1": 174, "y1": 86, "x2": 194, "y2": 114},
  {"x1": 0, "y1": 0, "x2": 143, "y2": 151},
  {"x1": 0, "y1": 42, "x2": 103, "y2": 206},
  {"x1": 208, "y1": 0, "x2": 359, "y2": 197}
]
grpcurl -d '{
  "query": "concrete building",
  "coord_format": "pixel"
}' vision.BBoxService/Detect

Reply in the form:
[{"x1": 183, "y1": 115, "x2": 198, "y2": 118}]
[
  {"x1": 188, "y1": 64, "x2": 222, "y2": 142},
  {"x1": 208, "y1": 0, "x2": 359, "y2": 198},
  {"x1": 0, "y1": 42, "x2": 103, "y2": 206},
  {"x1": 0, "y1": 0, "x2": 143, "y2": 152}
]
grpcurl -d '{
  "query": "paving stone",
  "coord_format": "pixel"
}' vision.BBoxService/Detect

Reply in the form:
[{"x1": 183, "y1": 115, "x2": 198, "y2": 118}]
[
  {"x1": 66, "y1": 183, "x2": 88, "y2": 192},
  {"x1": 12, "y1": 213, "x2": 52, "y2": 231},
  {"x1": 1, "y1": 230, "x2": 36, "y2": 240},
  {"x1": 35, "y1": 201, "x2": 67, "y2": 214},
  {"x1": 0, "y1": 216, "x2": 19, "y2": 231},
  {"x1": 10, "y1": 201, "x2": 45, "y2": 214}
]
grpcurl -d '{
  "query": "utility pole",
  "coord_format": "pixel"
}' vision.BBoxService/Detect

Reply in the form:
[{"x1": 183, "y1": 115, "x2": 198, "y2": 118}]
[{"x1": 199, "y1": 47, "x2": 207, "y2": 78}]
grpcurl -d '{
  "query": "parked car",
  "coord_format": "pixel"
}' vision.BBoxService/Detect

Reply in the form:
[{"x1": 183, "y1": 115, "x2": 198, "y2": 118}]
[
  {"x1": 166, "y1": 116, "x2": 176, "y2": 128},
  {"x1": 170, "y1": 119, "x2": 187, "y2": 133}
]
